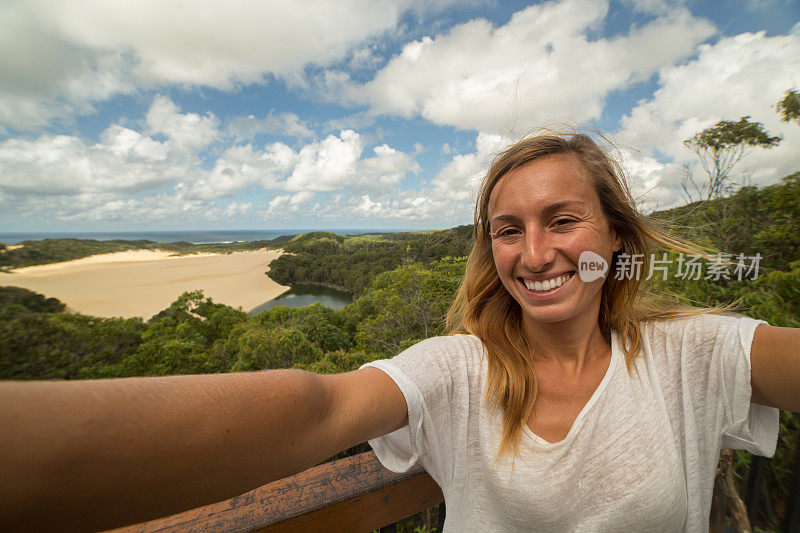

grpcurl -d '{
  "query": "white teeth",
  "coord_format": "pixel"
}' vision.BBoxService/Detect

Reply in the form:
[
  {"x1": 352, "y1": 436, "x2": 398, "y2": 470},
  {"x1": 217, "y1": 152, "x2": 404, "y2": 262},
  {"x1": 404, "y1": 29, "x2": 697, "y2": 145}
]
[{"x1": 524, "y1": 273, "x2": 572, "y2": 293}]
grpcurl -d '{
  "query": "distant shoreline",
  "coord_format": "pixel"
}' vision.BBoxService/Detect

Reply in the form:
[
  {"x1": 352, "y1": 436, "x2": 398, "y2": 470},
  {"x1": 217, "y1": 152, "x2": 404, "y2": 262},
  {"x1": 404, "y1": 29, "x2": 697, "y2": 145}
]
[
  {"x1": 0, "y1": 229, "x2": 415, "y2": 246},
  {"x1": 0, "y1": 249, "x2": 288, "y2": 319}
]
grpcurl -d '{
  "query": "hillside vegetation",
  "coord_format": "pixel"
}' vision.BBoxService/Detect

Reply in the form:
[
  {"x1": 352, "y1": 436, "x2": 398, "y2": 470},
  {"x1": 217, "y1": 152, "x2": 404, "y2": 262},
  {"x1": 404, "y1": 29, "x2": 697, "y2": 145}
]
[
  {"x1": 267, "y1": 226, "x2": 473, "y2": 294},
  {"x1": 0, "y1": 237, "x2": 286, "y2": 270}
]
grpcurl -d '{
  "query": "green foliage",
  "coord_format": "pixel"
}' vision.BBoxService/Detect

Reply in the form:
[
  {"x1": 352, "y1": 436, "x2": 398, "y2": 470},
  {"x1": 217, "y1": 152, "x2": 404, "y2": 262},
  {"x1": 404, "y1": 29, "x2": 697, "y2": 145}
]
[
  {"x1": 776, "y1": 88, "x2": 800, "y2": 124},
  {"x1": 683, "y1": 116, "x2": 781, "y2": 200},
  {"x1": 685, "y1": 116, "x2": 781, "y2": 152},
  {"x1": 0, "y1": 238, "x2": 148, "y2": 269},
  {"x1": 113, "y1": 291, "x2": 248, "y2": 376},
  {"x1": 268, "y1": 226, "x2": 472, "y2": 295},
  {"x1": 0, "y1": 237, "x2": 285, "y2": 270},
  {"x1": 354, "y1": 258, "x2": 465, "y2": 358},
  {"x1": 0, "y1": 286, "x2": 65, "y2": 313},
  {"x1": 0, "y1": 307, "x2": 145, "y2": 380},
  {"x1": 228, "y1": 324, "x2": 321, "y2": 372},
  {"x1": 652, "y1": 173, "x2": 800, "y2": 272},
  {"x1": 284, "y1": 232, "x2": 345, "y2": 254}
]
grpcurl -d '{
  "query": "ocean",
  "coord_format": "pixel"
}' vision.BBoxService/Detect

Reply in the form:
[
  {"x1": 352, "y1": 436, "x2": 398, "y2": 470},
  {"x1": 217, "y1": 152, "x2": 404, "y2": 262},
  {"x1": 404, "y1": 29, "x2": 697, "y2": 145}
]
[{"x1": 0, "y1": 229, "x2": 384, "y2": 246}]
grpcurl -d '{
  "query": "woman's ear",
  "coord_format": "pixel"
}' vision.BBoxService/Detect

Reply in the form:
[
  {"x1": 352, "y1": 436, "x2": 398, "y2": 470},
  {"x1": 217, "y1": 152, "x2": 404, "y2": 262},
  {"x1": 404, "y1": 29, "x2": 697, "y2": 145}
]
[{"x1": 610, "y1": 227, "x2": 623, "y2": 253}]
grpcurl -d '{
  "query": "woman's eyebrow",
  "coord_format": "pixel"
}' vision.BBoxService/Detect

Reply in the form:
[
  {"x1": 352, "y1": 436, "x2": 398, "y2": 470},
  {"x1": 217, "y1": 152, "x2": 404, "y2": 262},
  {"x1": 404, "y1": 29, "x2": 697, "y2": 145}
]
[
  {"x1": 542, "y1": 200, "x2": 588, "y2": 216},
  {"x1": 490, "y1": 201, "x2": 588, "y2": 227},
  {"x1": 489, "y1": 214, "x2": 520, "y2": 227}
]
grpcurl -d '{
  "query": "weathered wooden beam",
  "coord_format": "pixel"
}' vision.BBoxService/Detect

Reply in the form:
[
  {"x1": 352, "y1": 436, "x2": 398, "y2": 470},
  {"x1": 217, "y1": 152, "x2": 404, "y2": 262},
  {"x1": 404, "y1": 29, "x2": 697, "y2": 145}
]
[{"x1": 111, "y1": 451, "x2": 444, "y2": 533}]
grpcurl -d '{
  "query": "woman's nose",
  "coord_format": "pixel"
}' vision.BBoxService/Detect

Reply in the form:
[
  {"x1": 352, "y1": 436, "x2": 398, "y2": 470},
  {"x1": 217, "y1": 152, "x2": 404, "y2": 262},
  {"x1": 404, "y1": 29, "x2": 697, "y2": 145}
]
[{"x1": 521, "y1": 229, "x2": 555, "y2": 271}]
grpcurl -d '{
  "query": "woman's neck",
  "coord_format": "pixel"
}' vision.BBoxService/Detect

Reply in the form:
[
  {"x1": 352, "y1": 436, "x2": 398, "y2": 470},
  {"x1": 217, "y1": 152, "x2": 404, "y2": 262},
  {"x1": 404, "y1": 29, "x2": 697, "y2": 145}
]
[{"x1": 521, "y1": 311, "x2": 610, "y2": 377}]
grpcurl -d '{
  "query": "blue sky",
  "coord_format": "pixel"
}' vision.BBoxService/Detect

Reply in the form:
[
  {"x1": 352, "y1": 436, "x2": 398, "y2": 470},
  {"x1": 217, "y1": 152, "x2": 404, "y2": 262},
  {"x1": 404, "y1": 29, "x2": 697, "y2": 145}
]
[{"x1": 0, "y1": 0, "x2": 798, "y2": 232}]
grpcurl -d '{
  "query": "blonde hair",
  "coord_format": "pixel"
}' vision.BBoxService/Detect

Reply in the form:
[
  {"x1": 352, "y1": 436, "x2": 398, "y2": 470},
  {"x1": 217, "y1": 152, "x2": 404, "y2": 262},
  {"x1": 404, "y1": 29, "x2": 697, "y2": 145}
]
[{"x1": 446, "y1": 131, "x2": 733, "y2": 465}]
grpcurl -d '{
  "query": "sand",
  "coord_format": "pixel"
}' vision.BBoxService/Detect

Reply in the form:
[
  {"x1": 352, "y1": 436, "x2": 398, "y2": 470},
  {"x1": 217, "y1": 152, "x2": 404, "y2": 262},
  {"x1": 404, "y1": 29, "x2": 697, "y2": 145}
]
[{"x1": 0, "y1": 249, "x2": 289, "y2": 319}]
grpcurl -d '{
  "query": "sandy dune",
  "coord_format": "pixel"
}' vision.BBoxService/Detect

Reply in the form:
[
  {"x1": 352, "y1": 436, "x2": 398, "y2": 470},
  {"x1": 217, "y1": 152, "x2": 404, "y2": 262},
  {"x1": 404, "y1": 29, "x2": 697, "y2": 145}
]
[{"x1": 0, "y1": 249, "x2": 289, "y2": 319}]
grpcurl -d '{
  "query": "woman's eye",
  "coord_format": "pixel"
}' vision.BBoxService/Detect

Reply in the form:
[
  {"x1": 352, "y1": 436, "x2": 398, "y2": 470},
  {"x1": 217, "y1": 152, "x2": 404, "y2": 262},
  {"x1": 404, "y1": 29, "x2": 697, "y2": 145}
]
[{"x1": 492, "y1": 228, "x2": 519, "y2": 238}]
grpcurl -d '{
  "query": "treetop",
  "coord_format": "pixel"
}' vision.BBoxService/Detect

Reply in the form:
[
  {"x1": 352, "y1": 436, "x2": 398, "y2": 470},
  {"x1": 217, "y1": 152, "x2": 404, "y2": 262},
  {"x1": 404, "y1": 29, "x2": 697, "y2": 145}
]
[
  {"x1": 683, "y1": 116, "x2": 782, "y2": 151},
  {"x1": 776, "y1": 88, "x2": 800, "y2": 124}
]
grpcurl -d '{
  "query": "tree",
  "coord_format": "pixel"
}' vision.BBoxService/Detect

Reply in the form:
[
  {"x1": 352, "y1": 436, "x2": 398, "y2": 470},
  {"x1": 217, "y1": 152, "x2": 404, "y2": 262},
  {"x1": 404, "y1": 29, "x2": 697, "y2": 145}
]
[
  {"x1": 776, "y1": 88, "x2": 800, "y2": 124},
  {"x1": 353, "y1": 258, "x2": 465, "y2": 357},
  {"x1": 683, "y1": 116, "x2": 781, "y2": 201},
  {"x1": 0, "y1": 286, "x2": 65, "y2": 313}
]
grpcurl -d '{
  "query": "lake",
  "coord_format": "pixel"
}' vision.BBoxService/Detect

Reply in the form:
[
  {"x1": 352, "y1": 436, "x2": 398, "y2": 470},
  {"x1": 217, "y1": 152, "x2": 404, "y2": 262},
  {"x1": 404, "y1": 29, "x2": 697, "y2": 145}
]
[{"x1": 250, "y1": 283, "x2": 353, "y2": 314}]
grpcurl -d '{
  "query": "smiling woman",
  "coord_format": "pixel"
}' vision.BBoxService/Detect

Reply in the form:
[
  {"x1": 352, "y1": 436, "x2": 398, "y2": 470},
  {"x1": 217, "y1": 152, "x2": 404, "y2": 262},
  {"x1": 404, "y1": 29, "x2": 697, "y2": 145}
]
[
  {"x1": 1, "y1": 132, "x2": 799, "y2": 532},
  {"x1": 359, "y1": 132, "x2": 798, "y2": 531}
]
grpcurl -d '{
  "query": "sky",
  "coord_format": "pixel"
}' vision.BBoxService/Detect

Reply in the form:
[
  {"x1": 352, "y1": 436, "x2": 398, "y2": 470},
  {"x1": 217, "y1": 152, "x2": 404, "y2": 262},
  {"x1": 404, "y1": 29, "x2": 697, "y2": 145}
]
[{"x1": 0, "y1": 0, "x2": 798, "y2": 233}]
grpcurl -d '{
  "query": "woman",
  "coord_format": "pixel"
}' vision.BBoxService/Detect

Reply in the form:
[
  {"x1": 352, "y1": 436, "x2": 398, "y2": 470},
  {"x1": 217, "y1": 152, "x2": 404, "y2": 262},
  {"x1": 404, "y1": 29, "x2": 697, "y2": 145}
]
[
  {"x1": 357, "y1": 133, "x2": 794, "y2": 531},
  {"x1": 0, "y1": 132, "x2": 798, "y2": 531}
]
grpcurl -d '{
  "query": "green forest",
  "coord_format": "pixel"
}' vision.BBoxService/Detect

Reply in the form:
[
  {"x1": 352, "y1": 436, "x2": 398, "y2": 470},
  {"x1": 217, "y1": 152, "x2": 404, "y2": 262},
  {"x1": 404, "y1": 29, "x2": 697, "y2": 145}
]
[{"x1": 1, "y1": 172, "x2": 799, "y2": 530}]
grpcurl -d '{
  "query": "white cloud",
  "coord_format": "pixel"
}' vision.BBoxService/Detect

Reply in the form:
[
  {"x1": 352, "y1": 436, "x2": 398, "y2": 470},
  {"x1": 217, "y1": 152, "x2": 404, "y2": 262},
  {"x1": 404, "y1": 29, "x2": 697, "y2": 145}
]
[
  {"x1": 0, "y1": 95, "x2": 228, "y2": 214},
  {"x1": 282, "y1": 191, "x2": 458, "y2": 222},
  {"x1": 354, "y1": 144, "x2": 419, "y2": 191},
  {"x1": 266, "y1": 191, "x2": 316, "y2": 214},
  {"x1": 227, "y1": 112, "x2": 314, "y2": 141},
  {"x1": 338, "y1": 0, "x2": 716, "y2": 133},
  {"x1": 0, "y1": 128, "x2": 178, "y2": 197},
  {"x1": 348, "y1": 45, "x2": 384, "y2": 71},
  {"x1": 431, "y1": 131, "x2": 510, "y2": 203},
  {"x1": 0, "y1": 2, "x2": 136, "y2": 129},
  {"x1": 224, "y1": 201, "x2": 252, "y2": 218},
  {"x1": 25, "y1": 0, "x2": 403, "y2": 86},
  {"x1": 0, "y1": 96, "x2": 418, "y2": 224},
  {"x1": 618, "y1": 31, "x2": 800, "y2": 194},
  {"x1": 146, "y1": 96, "x2": 220, "y2": 151},
  {"x1": 617, "y1": 148, "x2": 687, "y2": 212},
  {"x1": 285, "y1": 130, "x2": 364, "y2": 191},
  {"x1": 184, "y1": 142, "x2": 297, "y2": 200},
  {"x1": 0, "y1": 0, "x2": 467, "y2": 131},
  {"x1": 291, "y1": 131, "x2": 513, "y2": 224}
]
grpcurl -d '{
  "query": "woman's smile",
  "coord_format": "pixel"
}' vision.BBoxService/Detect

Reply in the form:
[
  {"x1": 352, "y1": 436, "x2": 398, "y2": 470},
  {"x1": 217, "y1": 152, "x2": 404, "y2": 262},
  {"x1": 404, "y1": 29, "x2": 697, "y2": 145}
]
[{"x1": 518, "y1": 271, "x2": 575, "y2": 296}]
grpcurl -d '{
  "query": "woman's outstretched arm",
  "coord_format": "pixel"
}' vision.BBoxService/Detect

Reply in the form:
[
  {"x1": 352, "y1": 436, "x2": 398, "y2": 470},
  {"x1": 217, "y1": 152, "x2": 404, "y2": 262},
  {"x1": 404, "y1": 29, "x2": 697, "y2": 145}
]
[
  {"x1": 0, "y1": 367, "x2": 406, "y2": 532},
  {"x1": 751, "y1": 324, "x2": 800, "y2": 413}
]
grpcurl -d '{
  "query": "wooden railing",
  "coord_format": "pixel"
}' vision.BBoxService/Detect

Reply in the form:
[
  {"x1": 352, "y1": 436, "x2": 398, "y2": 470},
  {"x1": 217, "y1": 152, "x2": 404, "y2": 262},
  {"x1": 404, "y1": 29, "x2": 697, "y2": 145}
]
[
  {"x1": 111, "y1": 451, "x2": 444, "y2": 532},
  {"x1": 109, "y1": 425, "x2": 800, "y2": 532}
]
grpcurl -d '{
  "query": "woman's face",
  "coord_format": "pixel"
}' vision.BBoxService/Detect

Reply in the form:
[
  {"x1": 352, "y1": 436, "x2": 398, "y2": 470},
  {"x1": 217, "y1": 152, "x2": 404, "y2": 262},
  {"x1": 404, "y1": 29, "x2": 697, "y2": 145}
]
[{"x1": 487, "y1": 154, "x2": 622, "y2": 328}]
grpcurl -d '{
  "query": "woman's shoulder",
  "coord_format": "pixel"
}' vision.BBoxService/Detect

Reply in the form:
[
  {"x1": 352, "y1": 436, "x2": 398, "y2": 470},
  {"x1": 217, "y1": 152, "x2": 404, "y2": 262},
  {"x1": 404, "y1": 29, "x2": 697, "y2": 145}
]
[
  {"x1": 640, "y1": 311, "x2": 755, "y2": 338},
  {"x1": 376, "y1": 333, "x2": 486, "y2": 379},
  {"x1": 399, "y1": 333, "x2": 485, "y2": 360},
  {"x1": 635, "y1": 311, "x2": 766, "y2": 362}
]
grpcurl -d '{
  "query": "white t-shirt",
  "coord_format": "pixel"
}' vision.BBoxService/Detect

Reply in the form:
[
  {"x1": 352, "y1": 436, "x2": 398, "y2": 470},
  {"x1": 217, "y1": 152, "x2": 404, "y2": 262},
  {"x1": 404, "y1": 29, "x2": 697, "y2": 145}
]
[{"x1": 360, "y1": 313, "x2": 779, "y2": 532}]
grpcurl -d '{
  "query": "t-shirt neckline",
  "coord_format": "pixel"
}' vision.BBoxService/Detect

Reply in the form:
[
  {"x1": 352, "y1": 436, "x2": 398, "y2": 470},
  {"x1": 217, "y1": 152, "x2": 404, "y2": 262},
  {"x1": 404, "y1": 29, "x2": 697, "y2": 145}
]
[{"x1": 521, "y1": 329, "x2": 619, "y2": 447}]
